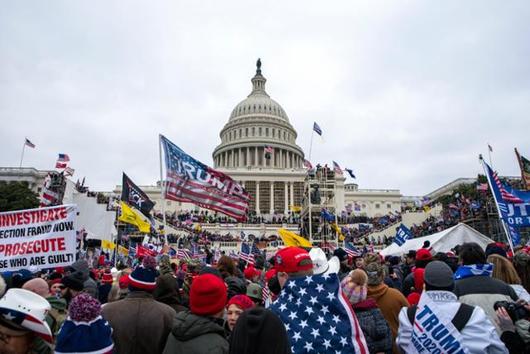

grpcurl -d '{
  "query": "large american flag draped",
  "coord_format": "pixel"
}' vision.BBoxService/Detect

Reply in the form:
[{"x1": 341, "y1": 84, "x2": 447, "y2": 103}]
[
  {"x1": 270, "y1": 274, "x2": 368, "y2": 354},
  {"x1": 160, "y1": 135, "x2": 250, "y2": 221}
]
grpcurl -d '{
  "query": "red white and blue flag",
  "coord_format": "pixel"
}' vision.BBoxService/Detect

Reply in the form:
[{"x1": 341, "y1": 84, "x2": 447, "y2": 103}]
[
  {"x1": 160, "y1": 135, "x2": 250, "y2": 221},
  {"x1": 56, "y1": 153, "x2": 70, "y2": 169},
  {"x1": 239, "y1": 242, "x2": 255, "y2": 265},
  {"x1": 270, "y1": 273, "x2": 368, "y2": 354},
  {"x1": 24, "y1": 138, "x2": 36, "y2": 148},
  {"x1": 344, "y1": 242, "x2": 362, "y2": 257},
  {"x1": 333, "y1": 161, "x2": 343, "y2": 175}
]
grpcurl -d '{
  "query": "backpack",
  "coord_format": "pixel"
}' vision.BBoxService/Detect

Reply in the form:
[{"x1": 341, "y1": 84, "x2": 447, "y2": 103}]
[{"x1": 407, "y1": 303, "x2": 474, "y2": 332}]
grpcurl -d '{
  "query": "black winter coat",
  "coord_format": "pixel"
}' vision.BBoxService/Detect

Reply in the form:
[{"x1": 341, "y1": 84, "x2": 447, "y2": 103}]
[{"x1": 352, "y1": 299, "x2": 393, "y2": 354}]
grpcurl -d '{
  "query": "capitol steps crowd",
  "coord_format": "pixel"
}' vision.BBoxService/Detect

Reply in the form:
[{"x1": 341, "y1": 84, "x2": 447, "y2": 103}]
[{"x1": 1, "y1": 240, "x2": 530, "y2": 354}]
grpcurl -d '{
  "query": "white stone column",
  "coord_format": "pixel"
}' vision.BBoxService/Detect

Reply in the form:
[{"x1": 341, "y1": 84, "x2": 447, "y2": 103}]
[
  {"x1": 256, "y1": 181, "x2": 260, "y2": 215},
  {"x1": 290, "y1": 182, "x2": 294, "y2": 208},
  {"x1": 284, "y1": 181, "x2": 289, "y2": 214},
  {"x1": 254, "y1": 147, "x2": 258, "y2": 167},
  {"x1": 238, "y1": 149, "x2": 242, "y2": 167},
  {"x1": 232, "y1": 150, "x2": 236, "y2": 167},
  {"x1": 246, "y1": 147, "x2": 250, "y2": 167},
  {"x1": 270, "y1": 182, "x2": 274, "y2": 214}
]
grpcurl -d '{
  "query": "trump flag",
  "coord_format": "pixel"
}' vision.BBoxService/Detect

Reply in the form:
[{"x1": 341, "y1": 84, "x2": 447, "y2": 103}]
[{"x1": 160, "y1": 135, "x2": 250, "y2": 221}]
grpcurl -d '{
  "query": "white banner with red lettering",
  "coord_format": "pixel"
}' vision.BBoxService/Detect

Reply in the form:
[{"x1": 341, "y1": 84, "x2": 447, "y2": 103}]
[{"x1": 0, "y1": 205, "x2": 77, "y2": 272}]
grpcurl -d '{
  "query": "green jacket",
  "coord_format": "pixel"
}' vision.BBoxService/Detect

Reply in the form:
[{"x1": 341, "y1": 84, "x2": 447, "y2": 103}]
[{"x1": 163, "y1": 311, "x2": 228, "y2": 354}]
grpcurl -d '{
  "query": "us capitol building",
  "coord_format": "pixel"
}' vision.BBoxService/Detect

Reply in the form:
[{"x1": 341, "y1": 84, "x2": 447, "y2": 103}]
[{"x1": 149, "y1": 60, "x2": 403, "y2": 222}]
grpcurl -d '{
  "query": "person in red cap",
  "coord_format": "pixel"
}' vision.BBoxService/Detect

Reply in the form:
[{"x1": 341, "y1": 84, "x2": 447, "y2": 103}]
[
  {"x1": 401, "y1": 248, "x2": 432, "y2": 297},
  {"x1": 163, "y1": 273, "x2": 229, "y2": 354},
  {"x1": 273, "y1": 247, "x2": 313, "y2": 289},
  {"x1": 243, "y1": 266, "x2": 261, "y2": 283},
  {"x1": 225, "y1": 294, "x2": 255, "y2": 333}
]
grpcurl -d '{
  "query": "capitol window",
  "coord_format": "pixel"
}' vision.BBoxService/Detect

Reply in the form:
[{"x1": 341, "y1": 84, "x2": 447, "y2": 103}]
[
  {"x1": 259, "y1": 127, "x2": 262, "y2": 136},
  {"x1": 283, "y1": 131, "x2": 286, "y2": 140},
  {"x1": 266, "y1": 127, "x2": 269, "y2": 136},
  {"x1": 239, "y1": 129, "x2": 242, "y2": 137},
  {"x1": 375, "y1": 203, "x2": 380, "y2": 209},
  {"x1": 387, "y1": 203, "x2": 391, "y2": 209},
  {"x1": 252, "y1": 127, "x2": 255, "y2": 136},
  {"x1": 245, "y1": 128, "x2": 248, "y2": 136}
]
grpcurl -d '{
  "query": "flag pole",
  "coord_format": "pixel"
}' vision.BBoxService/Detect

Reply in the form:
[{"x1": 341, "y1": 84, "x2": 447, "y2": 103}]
[
  {"x1": 487, "y1": 143, "x2": 493, "y2": 168},
  {"x1": 158, "y1": 135, "x2": 168, "y2": 244},
  {"x1": 308, "y1": 128, "x2": 314, "y2": 162},
  {"x1": 514, "y1": 148, "x2": 528, "y2": 190},
  {"x1": 19, "y1": 139, "x2": 26, "y2": 168},
  {"x1": 480, "y1": 155, "x2": 514, "y2": 254}
]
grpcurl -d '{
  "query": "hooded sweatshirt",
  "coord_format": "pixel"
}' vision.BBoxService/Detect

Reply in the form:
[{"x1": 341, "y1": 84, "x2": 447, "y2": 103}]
[
  {"x1": 163, "y1": 311, "x2": 228, "y2": 354},
  {"x1": 69, "y1": 259, "x2": 98, "y2": 298},
  {"x1": 367, "y1": 283, "x2": 409, "y2": 354}
]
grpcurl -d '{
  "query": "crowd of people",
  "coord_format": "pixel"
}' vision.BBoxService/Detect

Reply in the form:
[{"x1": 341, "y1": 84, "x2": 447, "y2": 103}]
[{"x1": 1, "y1": 237, "x2": 530, "y2": 354}]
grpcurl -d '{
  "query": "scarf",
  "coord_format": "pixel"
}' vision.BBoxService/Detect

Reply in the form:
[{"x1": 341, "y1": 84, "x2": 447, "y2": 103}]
[{"x1": 454, "y1": 263, "x2": 493, "y2": 280}]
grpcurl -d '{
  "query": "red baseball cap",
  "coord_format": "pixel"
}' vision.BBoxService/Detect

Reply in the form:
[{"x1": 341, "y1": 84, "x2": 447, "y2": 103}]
[
  {"x1": 274, "y1": 247, "x2": 313, "y2": 274},
  {"x1": 416, "y1": 249, "x2": 433, "y2": 261},
  {"x1": 243, "y1": 266, "x2": 260, "y2": 280}
]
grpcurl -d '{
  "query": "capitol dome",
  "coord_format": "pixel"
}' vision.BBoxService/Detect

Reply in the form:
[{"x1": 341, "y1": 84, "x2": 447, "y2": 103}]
[{"x1": 213, "y1": 59, "x2": 305, "y2": 170}]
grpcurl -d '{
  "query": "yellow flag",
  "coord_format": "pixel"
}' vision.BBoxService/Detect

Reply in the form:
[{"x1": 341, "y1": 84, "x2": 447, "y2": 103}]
[
  {"x1": 278, "y1": 228, "x2": 312, "y2": 248},
  {"x1": 118, "y1": 245, "x2": 129, "y2": 256},
  {"x1": 101, "y1": 240, "x2": 116, "y2": 250},
  {"x1": 118, "y1": 201, "x2": 151, "y2": 233},
  {"x1": 331, "y1": 223, "x2": 345, "y2": 241}
]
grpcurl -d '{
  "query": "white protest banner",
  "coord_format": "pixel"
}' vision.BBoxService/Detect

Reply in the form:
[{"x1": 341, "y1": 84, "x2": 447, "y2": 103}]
[
  {"x1": 408, "y1": 291, "x2": 469, "y2": 354},
  {"x1": 0, "y1": 205, "x2": 77, "y2": 271}
]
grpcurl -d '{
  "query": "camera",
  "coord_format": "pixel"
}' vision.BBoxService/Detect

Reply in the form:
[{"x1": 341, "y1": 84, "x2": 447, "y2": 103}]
[{"x1": 494, "y1": 301, "x2": 530, "y2": 322}]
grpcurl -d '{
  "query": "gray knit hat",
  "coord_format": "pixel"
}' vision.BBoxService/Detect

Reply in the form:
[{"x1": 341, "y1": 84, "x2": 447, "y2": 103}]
[
  {"x1": 424, "y1": 261, "x2": 454, "y2": 288},
  {"x1": 366, "y1": 262, "x2": 384, "y2": 286}
]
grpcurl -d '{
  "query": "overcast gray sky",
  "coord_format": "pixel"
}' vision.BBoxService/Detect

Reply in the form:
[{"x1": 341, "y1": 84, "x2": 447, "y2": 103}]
[{"x1": 1, "y1": 1, "x2": 529, "y2": 196}]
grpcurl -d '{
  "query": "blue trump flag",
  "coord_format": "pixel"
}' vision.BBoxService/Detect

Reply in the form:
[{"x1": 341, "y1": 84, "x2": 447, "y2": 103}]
[
  {"x1": 393, "y1": 224, "x2": 412, "y2": 246},
  {"x1": 270, "y1": 274, "x2": 368, "y2": 354},
  {"x1": 482, "y1": 160, "x2": 530, "y2": 245}
]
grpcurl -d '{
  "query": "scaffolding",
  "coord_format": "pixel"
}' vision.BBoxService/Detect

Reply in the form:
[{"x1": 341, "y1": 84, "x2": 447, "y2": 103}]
[{"x1": 300, "y1": 167, "x2": 340, "y2": 250}]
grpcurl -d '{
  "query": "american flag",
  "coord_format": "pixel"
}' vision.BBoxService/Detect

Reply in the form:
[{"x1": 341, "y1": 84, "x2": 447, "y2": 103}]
[
  {"x1": 303, "y1": 159, "x2": 313, "y2": 169},
  {"x1": 333, "y1": 161, "x2": 343, "y2": 175},
  {"x1": 321, "y1": 241, "x2": 337, "y2": 253},
  {"x1": 493, "y1": 171, "x2": 524, "y2": 203},
  {"x1": 239, "y1": 243, "x2": 255, "y2": 265},
  {"x1": 344, "y1": 242, "x2": 362, "y2": 257},
  {"x1": 176, "y1": 248, "x2": 191, "y2": 260},
  {"x1": 160, "y1": 135, "x2": 250, "y2": 221},
  {"x1": 269, "y1": 274, "x2": 368, "y2": 354},
  {"x1": 264, "y1": 145, "x2": 274, "y2": 154},
  {"x1": 191, "y1": 243, "x2": 206, "y2": 260},
  {"x1": 313, "y1": 122, "x2": 322, "y2": 136},
  {"x1": 64, "y1": 167, "x2": 75, "y2": 177},
  {"x1": 57, "y1": 153, "x2": 70, "y2": 162},
  {"x1": 262, "y1": 283, "x2": 271, "y2": 306},
  {"x1": 24, "y1": 138, "x2": 35, "y2": 148},
  {"x1": 250, "y1": 242, "x2": 262, "y2": 257}
]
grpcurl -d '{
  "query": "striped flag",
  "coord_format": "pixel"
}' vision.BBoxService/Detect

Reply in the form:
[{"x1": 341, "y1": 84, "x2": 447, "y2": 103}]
[
  {"x1": 344, "y1": 242, "x2": 362, "y2": 257},
  {"x1": 176, "y1": 248, "x2": 191, "y2": 260},
  {"x1": 264, "y1": 145, "x2": 274, "y2": 154},
  {"x1": 64, "y1": 167, "x2": 75, "y2": 177},
  {"x1": 239, "y1": 243, "x2": 255, "y2": 265},
  {"x1": 333, "y1": 161, "x2": 343, "y2": 175},
  {"x1": 303, "y1": 159, "x2": 313, "y2": 169},
  {"x1": 160, "y1": 135, "x2": 250, "y2": 222},
  {"x1": 493, "y1": 171, "x2": 524, "y2": 203},
  {"x1": 313, "y1": 122, "x2": 322, "y2": 136},
  {"x1": 24, "y1": 138, "x2": 35, "y2": 148}
]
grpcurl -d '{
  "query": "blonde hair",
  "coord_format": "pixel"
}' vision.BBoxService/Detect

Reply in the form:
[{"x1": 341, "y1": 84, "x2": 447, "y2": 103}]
[{"x1": 487, "y1": 254, "x2": 521, "y2": 285}]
